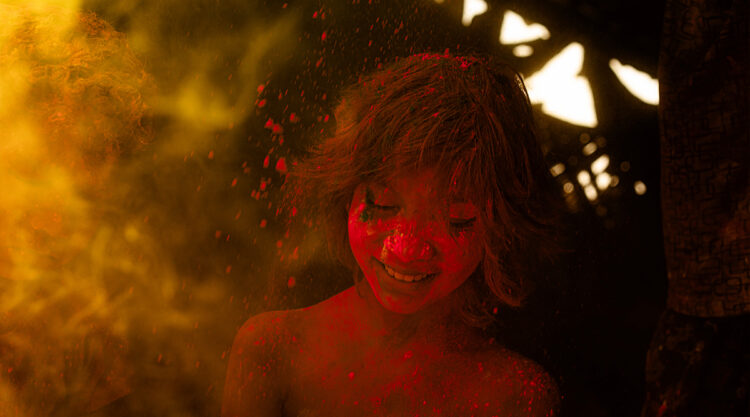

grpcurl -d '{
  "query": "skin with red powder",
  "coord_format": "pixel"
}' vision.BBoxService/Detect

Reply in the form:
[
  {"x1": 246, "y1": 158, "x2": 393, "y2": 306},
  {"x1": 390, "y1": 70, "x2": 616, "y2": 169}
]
[
  {"x1": 224, "y1": 52, "x2": 561, "y2": 416},
  {"x1": 222, "y1": 169, "x2": 559, "y2": 416}
]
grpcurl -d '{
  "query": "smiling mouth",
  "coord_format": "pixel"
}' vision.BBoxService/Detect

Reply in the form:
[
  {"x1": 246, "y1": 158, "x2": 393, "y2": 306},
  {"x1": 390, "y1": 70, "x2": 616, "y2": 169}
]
[{"x1": 377, "y1": 260, "x2": 437, "y2": 283}]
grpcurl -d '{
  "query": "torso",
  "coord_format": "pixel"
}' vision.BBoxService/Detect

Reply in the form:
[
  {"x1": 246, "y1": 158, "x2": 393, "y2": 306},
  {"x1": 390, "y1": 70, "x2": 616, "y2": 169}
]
[{"x1": 274, "y1": 288, "x2": 558, "y2": 417}]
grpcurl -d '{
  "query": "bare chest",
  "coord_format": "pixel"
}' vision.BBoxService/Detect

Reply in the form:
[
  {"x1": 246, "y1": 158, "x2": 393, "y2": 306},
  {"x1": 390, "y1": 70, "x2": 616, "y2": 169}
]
[{"x1": 283, "y1": 345, "x2": 508, "y2": 417}]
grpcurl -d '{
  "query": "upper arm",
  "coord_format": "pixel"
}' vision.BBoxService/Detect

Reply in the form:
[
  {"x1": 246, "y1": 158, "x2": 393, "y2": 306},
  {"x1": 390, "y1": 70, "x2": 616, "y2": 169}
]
[
  {"x1": 487, "y1": 351, "x2": 561, "y2": 417},
  {"x1": 515, "y1": 363, "x2": 560, "y2": 417},
  {"x1": 514, "y1": 358, "x2": 561, "y2": 417},
  {"x1": 222, "y1": 312, "x2": 291, "y2": 417}
]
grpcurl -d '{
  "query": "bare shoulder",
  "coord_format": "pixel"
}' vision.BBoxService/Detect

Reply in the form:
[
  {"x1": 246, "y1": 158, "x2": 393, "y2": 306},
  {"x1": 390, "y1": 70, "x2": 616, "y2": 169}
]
[
  {"x1": 222, "y1": 310, "x2": 302, "y2": 417},
  {"x1": 477, "y1": 346, "x2": 561, "y2": 417}
]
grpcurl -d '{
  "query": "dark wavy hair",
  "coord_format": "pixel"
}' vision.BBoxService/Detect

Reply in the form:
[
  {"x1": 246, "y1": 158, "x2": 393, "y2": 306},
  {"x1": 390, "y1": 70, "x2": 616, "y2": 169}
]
[{"x1": 287, "y1": 52, "x2": 562, "y2": 326}]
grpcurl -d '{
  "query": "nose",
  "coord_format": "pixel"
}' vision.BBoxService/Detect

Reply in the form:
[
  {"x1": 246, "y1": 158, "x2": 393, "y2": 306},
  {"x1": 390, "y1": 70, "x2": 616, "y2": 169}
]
[{"x1": 382, "y1": 226, "x2": 436, "y2": 263}]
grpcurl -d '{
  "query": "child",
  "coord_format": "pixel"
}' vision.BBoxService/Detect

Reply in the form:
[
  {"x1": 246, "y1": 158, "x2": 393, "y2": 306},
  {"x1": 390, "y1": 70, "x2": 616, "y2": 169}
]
[{"x1": 223, "y1": 53, "x2": 562, "y2": 417}]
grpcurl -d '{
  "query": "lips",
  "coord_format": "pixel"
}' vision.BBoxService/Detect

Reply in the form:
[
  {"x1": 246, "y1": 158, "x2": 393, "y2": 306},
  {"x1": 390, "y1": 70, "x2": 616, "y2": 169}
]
[{"x1": 376, "y1": 260, "x2": 437, "y2": 283}]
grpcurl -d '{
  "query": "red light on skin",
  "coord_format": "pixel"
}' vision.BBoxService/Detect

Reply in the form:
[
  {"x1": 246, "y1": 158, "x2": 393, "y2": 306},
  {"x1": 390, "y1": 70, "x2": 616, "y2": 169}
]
[{"x1": 347, "y1": 168, "x2": 484, "y2": 315}]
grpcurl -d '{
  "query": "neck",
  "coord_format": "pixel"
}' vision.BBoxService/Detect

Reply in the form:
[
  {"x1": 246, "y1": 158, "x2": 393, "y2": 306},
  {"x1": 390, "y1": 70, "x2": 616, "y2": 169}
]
[{"x1": 349, "y1": 280, "x2": 477, "y2": 351}]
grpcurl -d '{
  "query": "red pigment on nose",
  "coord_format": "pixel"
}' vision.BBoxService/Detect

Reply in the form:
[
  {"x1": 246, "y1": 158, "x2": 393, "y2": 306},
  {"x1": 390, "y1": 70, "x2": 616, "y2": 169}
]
[{"x1": 383, "y1": 229, "x2": 434, "y2": 262}]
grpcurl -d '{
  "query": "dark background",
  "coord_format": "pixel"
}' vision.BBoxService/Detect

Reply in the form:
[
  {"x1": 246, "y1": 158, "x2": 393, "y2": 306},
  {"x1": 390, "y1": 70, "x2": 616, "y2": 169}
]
[{"x1": 83, "y1": 0, "x2": 668, "y2": 415}]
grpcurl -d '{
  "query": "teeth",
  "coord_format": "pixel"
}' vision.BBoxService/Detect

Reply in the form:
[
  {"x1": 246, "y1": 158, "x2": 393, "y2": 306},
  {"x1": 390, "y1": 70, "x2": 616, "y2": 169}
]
[{"x1": 384, "y1": 264, "x2": 430, "y2": 282}]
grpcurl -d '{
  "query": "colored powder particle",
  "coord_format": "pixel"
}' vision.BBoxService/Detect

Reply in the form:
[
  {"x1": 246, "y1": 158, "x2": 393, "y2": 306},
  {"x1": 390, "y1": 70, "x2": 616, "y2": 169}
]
[
  {"x1": 260, "y1": 219, "x2": 267, "y2": 228},
  {"x1": 258, "y1": 99, "x2": 267, "y2": 108},
  {"x1": 287, "y1": 277, "x2": 296, "y2": 288},
  {"x1": 275, "y1": 157, "x2": 287, "y2": 173},
  {"x1": 265, "y1": 118, "x2": 274, "y2": 128},
  {"x1": 263, "y1": 155, "x2": 270, "y2": 168}
]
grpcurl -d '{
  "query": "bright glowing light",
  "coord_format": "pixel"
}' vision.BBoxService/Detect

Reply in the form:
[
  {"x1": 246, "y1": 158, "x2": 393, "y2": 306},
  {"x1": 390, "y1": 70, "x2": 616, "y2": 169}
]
[
  {"x1": 595, "y1": 172, "x2": 612, "y2": 190},
  {"x1": 582, "y1": 142, "x2": 597, "y2": 156},
  {"x1": 524, "y1": 42, "x2": 598, "y2": 127},
  {"x1": 577, "y1": 170, "x2": 591, "y2": 186},
  {"x1": 609, "y1": 59, "x2": 659, "y2": 105},
  {"x1": 634, "y1": 181, "x2": 647, "y2": 195},
  {"x1": 591, "y1": 154, "x2": 610, "y2": 174},
  {"x1": 499, "y1": 10, "x2": 550, "y2": 44},
  {"x1": 583, "y1": 184, "x2": 598, "y2": 201},
  {"x1": 563, "y1": 182, "x2": 575, "y2": 193},
  {"x1": 513, "y1": 45, "x2": 534, "y2": 57},
  {"x1": 462, "y1": 0, "x2": 488, "y2": 26},
  {"x1": 550, "y1": 162, "x2": 565, "y2": 177}
]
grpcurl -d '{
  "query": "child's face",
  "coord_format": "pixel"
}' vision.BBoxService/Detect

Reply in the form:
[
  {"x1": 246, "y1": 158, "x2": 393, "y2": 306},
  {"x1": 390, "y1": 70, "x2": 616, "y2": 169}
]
[{"x1": 347, "y1": 168, "x2": 485, "y2": 314}]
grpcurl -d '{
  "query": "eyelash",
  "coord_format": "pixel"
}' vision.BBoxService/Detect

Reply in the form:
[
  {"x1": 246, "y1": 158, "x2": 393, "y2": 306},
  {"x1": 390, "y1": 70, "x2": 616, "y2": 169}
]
[
  {"x1": 450, "y1": 218, "x2": 476, "y2": 231},
  {"x1": 366, "y1": 191, "x2": 476, "y2": 231},
  {"x1": 365, "y1": 191, "x2": 398, "y2": 211}
]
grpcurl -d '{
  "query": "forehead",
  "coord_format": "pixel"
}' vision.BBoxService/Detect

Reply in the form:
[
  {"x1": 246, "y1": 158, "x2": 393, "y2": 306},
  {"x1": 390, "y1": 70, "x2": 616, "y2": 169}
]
[{"x1": 376, "y1": 167, "x2": 477, "y2": 203}]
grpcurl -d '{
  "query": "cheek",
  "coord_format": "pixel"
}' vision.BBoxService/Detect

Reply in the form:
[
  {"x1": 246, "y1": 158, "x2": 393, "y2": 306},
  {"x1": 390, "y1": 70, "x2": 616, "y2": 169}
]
[
  {"x1": 434, "y1": 230, "x2": 484, "y2": 273},
  {"x1": 347, "y1": 202, "x2": 369, "y2": 248},
  {"x1": 347, "y1": 202, "x2": 386, "y2": 253}
]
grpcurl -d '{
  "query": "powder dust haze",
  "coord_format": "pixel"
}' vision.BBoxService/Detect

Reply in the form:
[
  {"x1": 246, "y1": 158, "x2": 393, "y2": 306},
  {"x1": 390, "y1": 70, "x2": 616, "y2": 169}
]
[{"x1": 0, "y1": 0, "x2": 336, "y2": 415}]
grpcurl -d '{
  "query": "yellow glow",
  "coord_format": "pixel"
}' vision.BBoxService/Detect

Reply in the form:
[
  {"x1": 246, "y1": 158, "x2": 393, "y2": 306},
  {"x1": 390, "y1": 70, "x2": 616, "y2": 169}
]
[
  {"x1": 563, "y1": 182, "x2": 575, "y2": 194},
  {"x1": 583, "y1": 184, "x2": 598, "y2": 201},
  {"x1": 577, "y1": 170, "x2": 592, "y2": 186},
  {"x1": 634, "y1": 181, "x2": 647, "y2": 195},
  {"x1": 609, "y1": 59, "x2": 659, "y2": 105},
  {"x1": 591, "y1": 154, "x2": 610, "y2": 174},
  {"x1": 549, "y1": 162, "x2": 565, "y2": 177},
  {"x1": 462, "y1": 0, "x2": 488, "y2": 26},
  {"x1": 582, "y1": 142, "x2": 598, "y2": 156},
  {"x1": 595, "y1": 172, "x2": 612, "y2": 190},
  {"x1": 524, "y1": 42, "x2": 598, "y2": 127},
  {"x1": 499, "y1": 10, "x2": 550, "y2": 44},
  {"x1": 513, "y1": 45, "x2": 534, "y2": 57}
]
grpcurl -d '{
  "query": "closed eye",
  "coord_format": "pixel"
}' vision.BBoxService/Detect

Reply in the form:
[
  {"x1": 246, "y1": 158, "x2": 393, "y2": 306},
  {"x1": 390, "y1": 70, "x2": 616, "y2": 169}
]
[
  {"x1": 450, "y1": 218, "x2": 476, "y2": 231},
  {"x1": 365, "y1": 189, "x2": 398, "y2": 211}
]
